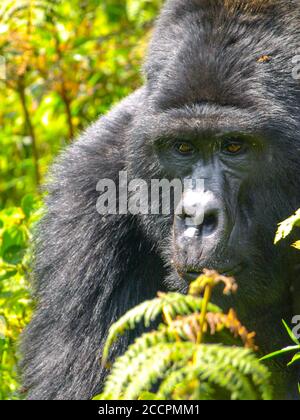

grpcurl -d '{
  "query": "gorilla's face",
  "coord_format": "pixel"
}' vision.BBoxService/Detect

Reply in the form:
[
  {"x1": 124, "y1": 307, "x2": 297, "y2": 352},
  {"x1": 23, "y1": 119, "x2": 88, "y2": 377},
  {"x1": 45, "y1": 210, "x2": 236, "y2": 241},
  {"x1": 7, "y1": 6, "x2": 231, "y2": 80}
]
[
  {"x1": 154, "y1": 112, "x2": 274, "y2": 280},
  {"x1": 159, "y1": 127, "x2": 263, "y2": 281},
  {"x1": 131, "y1": 101, "x2": 296, "y2": 327}
]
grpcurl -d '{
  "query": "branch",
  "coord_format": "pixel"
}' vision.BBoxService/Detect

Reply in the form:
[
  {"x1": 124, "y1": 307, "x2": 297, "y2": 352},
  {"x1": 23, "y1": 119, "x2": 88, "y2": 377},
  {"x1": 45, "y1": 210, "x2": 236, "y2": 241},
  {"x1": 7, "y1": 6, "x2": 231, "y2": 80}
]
[{"x1": 18, "y1": 77, "x2": 41, "y2": 187}]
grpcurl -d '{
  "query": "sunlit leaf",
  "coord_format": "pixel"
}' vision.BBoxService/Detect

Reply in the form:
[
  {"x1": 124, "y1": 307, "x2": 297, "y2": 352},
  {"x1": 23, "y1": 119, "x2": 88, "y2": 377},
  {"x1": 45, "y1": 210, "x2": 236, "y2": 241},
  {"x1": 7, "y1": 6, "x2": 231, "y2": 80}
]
[
  {"x1": 274, "y1": 209, "x2": 300, "y2": 244},
  {"x1": 282, "y1": 319, "x2": 300, "y2": 345},
  {"x1": 292, "y1": 241, "x2": 300, "y2": 250},
  {"x1": 287, "y1": 353, "x2": 300, "y2": 367}
]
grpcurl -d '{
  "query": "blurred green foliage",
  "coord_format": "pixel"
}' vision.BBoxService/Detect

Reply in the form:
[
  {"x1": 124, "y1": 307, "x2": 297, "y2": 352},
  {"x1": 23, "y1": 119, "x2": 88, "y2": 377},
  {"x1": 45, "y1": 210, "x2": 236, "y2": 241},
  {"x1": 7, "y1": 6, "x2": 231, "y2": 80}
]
[
  {"x1": 0, "y1": 0, "x2": 162, "y2": 399},
  {"x1": 0, "y1": 0, "x2": 162, "y2": 207},
  {"x1": 0, "y1": 195, "x2": 41, "y2": 399}
]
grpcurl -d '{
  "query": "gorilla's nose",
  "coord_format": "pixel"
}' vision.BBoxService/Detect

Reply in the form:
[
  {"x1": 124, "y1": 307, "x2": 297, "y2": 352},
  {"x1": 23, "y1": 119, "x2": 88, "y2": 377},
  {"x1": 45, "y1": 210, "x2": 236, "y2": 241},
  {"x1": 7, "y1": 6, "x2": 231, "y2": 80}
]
[{"x1": 177, "y1": 190, "x2": 221, "y2": 237}]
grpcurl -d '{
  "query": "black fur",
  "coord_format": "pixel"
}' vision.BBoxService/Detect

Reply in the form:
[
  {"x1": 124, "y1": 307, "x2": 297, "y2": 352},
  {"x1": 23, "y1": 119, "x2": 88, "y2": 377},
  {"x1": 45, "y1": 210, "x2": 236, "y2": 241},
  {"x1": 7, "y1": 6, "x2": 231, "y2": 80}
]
[{"x1": 22, "y1": 0, "x2": 300, "y2": 400}]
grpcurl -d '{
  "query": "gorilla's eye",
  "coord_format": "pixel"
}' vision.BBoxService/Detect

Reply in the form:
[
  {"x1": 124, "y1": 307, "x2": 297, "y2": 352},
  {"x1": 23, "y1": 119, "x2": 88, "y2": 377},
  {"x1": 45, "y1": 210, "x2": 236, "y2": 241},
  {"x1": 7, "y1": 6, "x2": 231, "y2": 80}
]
[
  {"x1": 222, "y1": 141, "x2": 244, "y2": 155},
  {"x1": 175, "y1": 142, "x2": 195, "y2": 155}
]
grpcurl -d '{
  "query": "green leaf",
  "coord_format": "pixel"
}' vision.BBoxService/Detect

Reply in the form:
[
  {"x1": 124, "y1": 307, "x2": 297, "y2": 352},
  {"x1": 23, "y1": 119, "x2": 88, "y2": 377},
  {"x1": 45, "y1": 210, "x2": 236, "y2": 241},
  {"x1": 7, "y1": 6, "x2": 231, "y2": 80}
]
[
  {"x1": 1, "y1": 226, "x2": 27, "y2": 252},
  {"x1": 1, "y1": 226, "x2": 28, "y2": 265},
  {"x1": 287, "y1": 353, "x2": 300, "y2": 367},
  {"x1": 0, "y1": 270, "x2": 17, "y2": 281},
  {"x1": 138, "y1": 392, "x2": 157, "y2": 400},
  {"x1": 21, "y1": 194, "x2": 37, "y2": 219},
  {"x1": 274, "y1": 209, "x2": 300, "y2": 244},
  {"x1": 282, "y1": 319, "x2": 300, "y2": 345},
  {"x1": 293, "y1": 241, "x2": 300, "y2": 250},
  {"x1": 260, "y1": 346, "x2": 300, "y2": 362},
  {"x1": 2, "y1": 245, "x2": 25, "y2": 265},
  {"x1": 92, "y1": 394, "x2": 102, "y2": 401}
]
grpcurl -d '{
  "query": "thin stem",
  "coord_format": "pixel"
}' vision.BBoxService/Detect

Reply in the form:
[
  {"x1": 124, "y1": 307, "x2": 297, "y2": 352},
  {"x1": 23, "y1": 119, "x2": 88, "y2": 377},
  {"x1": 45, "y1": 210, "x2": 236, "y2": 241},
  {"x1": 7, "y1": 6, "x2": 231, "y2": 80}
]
[
  {"x1": 163, "y1": 306, "x2": 180, "y2": 342},
  {"x1": 53, "y1": 31, "x2": 75, "y2": 142},
  {"x1": 61, "y1": 86, "x2": 75, "y2": 141},
  {"x1": 18, "y1": 80, "x2": 41, "y2": 187},
  {"x1": 197, "y1": 284, "x2": 213, "y2": 345}
]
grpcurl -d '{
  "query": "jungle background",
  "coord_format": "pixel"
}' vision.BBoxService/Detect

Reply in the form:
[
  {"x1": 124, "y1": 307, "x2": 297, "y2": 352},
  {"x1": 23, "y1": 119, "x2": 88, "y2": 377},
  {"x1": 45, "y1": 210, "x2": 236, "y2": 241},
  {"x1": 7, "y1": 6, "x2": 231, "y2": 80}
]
[{"x1": 0, "y1": 0, "x2": 162, "y2": 400}]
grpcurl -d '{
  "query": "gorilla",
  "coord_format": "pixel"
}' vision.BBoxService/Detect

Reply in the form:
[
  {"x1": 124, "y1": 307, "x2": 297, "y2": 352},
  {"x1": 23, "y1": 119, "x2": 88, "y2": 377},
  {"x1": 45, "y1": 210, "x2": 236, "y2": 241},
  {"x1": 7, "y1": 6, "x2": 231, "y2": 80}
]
[{"x1": 22, "y1": 0, "x2": 300, "y2": 400}]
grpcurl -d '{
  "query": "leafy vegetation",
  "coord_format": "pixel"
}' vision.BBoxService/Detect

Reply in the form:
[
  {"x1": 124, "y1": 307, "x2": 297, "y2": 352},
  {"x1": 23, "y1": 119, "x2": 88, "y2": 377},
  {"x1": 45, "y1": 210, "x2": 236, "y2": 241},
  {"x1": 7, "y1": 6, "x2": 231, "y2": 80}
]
[
  {"x1": 0, "y1": 195, "x2": 40, "y2": 399},
  {"x1": 264, "y1": 212, "x2": 300, "y2": 385},
  {"x1": 0, "y1": 0, "x2": 162, "y2": 400},
  {"x1": 261, "y1": 321, "x2": 300, "y2": 370},
  {"x1": 0, "y1": 0, "x2": 162, "y2": 209},
  {"x1": 95, "y1": 271, "x2": 273, "y2": 401}
]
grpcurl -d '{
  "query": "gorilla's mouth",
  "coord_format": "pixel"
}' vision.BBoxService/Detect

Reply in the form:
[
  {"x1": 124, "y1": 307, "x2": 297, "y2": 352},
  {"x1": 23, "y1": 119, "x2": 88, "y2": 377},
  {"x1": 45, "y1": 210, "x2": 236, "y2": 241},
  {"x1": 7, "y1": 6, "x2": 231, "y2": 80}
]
[{"x1": 183, "y1": 263, "x2": 244, "y2": 283}]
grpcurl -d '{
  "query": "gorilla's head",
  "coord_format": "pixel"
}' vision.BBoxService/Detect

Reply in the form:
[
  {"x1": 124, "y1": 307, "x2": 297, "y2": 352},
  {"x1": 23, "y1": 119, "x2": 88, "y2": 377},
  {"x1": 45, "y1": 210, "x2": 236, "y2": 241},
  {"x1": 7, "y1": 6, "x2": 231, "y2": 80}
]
[{"x1": 129, "y1": 0, "x2": 300, "y2": 344}]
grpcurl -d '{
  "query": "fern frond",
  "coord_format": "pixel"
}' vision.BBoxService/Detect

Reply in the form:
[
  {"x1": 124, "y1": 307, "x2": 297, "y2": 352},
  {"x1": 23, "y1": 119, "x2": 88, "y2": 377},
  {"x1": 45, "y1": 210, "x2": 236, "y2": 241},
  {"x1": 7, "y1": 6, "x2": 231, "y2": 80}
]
[
  {"x1": 206, "y1": 309, "x2": 257, "y2": 350},
  {"x1": 172, "y1": 378, "x2": 215, "y2": 400},
  {"x1": 152, "y1": 309, "x2": 257, "y2": 350},
  {"x1": 157, "y1": 345, "x2": 272, "y2": 401},
  {"x1": 193, "y1": 345, "x2": 272, "y2": 400},
  {"x1": 100, "y1": 342, "x2": 272, "y2": 400},
  {"x1": 101, "y1": 329, "x2": 189, "y2": 399},
  {"x1": 157, "y1": 364, "x2": 254, "y2": 400},
  {"x1": 101, "y1": 342, "x2": 195, "y2": 400},
  {"x1": 122, "y1": 343, "x2": 194, "y2": 400},
  {"x1": 102, "y1": 292, "x2": 221, "y2": 363},
  {"x1": 96, "y1": 272, "x2": 273, "y2": 401},
  {"x1": 189, "y1": 269, "x2": 238, "y2": 296}
]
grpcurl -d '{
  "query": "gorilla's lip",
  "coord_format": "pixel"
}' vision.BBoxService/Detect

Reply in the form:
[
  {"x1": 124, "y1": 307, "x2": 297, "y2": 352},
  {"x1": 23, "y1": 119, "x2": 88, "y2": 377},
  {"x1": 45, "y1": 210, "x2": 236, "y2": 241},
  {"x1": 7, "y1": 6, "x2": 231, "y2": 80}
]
[{"x1": 183, "y1": 264, "x2": 244, "y2": 282}]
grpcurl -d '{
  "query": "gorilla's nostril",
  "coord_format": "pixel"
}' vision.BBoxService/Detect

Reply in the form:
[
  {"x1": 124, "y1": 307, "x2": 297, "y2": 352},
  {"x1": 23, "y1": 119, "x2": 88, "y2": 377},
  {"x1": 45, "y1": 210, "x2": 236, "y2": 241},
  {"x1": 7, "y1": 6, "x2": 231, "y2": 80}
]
[
  {"x1": 176, "y1": 212, "x2": 185, "y2": 221},
  {"x1": 202, "y1": 212, "x2": 218, "y2": 236}
]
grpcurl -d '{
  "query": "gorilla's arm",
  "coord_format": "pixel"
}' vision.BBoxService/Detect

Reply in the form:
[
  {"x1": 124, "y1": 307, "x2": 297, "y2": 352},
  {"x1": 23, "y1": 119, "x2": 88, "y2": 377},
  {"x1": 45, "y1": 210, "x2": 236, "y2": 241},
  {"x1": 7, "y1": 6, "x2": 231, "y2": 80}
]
[{"x1": 21, "y1": 88, "x2": 165, "y2": 400}]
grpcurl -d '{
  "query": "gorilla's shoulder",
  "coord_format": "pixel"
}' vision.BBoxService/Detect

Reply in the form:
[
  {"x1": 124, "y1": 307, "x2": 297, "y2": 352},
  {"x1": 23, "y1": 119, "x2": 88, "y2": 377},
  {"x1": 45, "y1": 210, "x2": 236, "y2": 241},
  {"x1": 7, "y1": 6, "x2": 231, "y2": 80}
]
[
  {"x1": 76, "y1": 86, "x2": 146, "y2": 149},
  {"x1": 45, "y1": 87, "x2": 146, "y2": 192}
]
